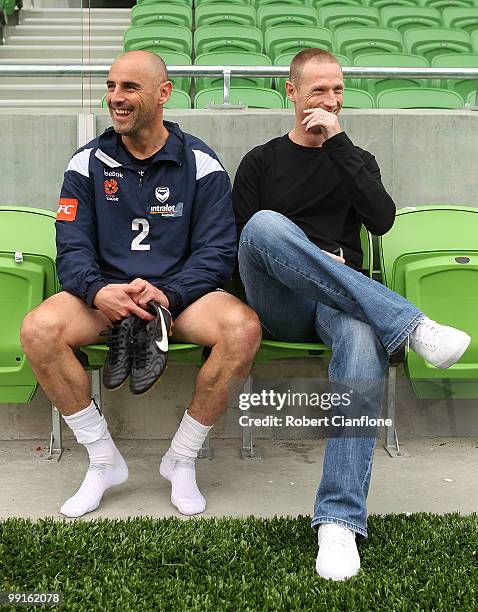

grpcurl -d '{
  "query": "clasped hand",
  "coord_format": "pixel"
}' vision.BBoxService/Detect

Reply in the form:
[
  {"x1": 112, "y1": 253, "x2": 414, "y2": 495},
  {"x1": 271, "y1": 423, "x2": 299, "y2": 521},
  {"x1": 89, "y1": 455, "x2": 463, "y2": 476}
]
[
  {"x1": 93, "y1": 278, "x2": 170, "y2": 322},
  {"x1": 301, "y1": 108, "x2": 343, "y2": 139}
]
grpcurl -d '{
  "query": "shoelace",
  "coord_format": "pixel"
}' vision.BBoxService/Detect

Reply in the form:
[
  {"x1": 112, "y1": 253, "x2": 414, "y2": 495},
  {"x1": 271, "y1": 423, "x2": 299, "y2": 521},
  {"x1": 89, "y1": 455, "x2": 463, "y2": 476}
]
[
  {"x1": 320, "y1": 527, "x2": 353, "y2": 550},
  {"x1": 100, "y1": 323, "x2": 130, "y2": 365},
  {"x1": 131, "y1": 324, "x2": 152, "y2": 370},
  {"x1": 413, "y1": 320, "x2": 440, "y2": 350}
]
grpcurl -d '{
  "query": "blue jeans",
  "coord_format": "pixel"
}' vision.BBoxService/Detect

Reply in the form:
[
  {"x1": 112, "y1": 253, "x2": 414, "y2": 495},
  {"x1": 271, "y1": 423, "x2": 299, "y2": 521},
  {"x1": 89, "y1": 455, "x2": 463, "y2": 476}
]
[{"x1": 238, "y1": 210, "x2": 423, "y2": 537}]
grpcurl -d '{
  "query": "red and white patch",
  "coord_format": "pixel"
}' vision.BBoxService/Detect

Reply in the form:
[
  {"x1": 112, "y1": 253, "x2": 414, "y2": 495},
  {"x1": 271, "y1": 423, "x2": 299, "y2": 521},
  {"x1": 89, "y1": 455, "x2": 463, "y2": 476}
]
[{"x1": 56, "y1": 198, "x2": 78, "y2": 221}]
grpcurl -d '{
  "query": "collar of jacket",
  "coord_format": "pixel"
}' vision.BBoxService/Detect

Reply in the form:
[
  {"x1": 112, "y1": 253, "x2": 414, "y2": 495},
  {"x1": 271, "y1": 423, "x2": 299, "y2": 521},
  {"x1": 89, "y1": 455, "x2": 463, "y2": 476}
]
[{"x1": 95, "y1": 121, "x2": 184, "y2": 170}]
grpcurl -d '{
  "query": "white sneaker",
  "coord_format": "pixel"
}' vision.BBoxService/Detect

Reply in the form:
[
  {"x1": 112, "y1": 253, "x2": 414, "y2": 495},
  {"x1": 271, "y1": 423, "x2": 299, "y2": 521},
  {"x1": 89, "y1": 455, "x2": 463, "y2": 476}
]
[
  {"x1": 315, "y1": 523, "x2": 360, "y2": 581},
  {"x1": 409, "y1": 317, "x2": 471, "y2": 369}
]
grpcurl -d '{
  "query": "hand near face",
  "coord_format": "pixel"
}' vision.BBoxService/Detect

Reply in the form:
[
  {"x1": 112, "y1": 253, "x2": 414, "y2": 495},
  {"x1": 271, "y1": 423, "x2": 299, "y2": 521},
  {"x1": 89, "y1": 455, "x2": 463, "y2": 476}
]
[{"x1": 301, "y1": 108, "x2": 343, "y2": 140}]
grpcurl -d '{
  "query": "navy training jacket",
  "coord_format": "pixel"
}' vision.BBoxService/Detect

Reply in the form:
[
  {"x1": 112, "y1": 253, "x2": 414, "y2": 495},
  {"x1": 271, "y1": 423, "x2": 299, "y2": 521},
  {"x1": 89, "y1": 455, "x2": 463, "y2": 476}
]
[{"x1": 55, "y1": 122, "x2": 237, "y2": 318}]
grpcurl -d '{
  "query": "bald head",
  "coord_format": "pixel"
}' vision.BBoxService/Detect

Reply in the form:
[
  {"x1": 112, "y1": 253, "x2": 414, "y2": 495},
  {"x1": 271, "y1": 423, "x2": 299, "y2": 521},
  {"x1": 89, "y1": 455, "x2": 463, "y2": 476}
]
[
  {"x1": 289, "y1": 48, "x2": 341, "y2": 87},
  {"x1": 110, "y1": 50, "x2": 168, "y2": 87}
]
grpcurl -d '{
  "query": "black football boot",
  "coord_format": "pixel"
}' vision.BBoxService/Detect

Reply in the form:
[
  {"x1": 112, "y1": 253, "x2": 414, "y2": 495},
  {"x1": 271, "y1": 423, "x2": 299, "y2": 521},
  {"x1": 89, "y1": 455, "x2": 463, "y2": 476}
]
[
  {"x1": 129, "y1": 302, "x2": 173, "y2": 395},
  {"x1": 100, "y1": 315, "x2": 137, "y2": 390}
]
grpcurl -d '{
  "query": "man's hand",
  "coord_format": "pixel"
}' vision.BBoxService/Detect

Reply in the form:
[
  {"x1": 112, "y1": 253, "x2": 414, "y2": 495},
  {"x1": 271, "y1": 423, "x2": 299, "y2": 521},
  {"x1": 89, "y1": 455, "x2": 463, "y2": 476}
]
[
  {"x1": 323, "y1": 250, "x2": 345, "y2": 264},
  {"x1": 125, "y1": 278, "x2": 170, "y2": 310},
  {"x1": 93, "y1": 284, "x2": 156, "y2": 321},
  {"x1": 302, "y1": 108, "x2": 343, "y2": 140}
]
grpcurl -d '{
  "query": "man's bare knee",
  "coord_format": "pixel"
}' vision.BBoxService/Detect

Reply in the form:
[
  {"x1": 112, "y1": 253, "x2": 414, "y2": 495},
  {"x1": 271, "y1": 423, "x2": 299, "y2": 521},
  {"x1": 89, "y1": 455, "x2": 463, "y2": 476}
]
[
  {"x1": 21, "y1": 305, "x2": 66, "y2": 358},
  {"x1": 219, "y1": 306, "x2": 262, "y2": 363}
]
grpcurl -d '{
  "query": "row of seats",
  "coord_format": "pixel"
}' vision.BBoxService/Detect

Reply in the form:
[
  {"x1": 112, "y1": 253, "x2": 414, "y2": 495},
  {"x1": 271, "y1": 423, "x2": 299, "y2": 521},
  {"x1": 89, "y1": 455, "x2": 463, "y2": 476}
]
[
  {"x1": 131, "y1": 4, "x2": 478, "y2": 33},
  {"x1": 123, "y1": 24, "x2": 478, "y2": 61},
  {"x1": 135, "y1": 0, "x2": 478, "y2": 9},
  {"x1": 123, "y1": 85, "x2": 474, "y2": 108}
]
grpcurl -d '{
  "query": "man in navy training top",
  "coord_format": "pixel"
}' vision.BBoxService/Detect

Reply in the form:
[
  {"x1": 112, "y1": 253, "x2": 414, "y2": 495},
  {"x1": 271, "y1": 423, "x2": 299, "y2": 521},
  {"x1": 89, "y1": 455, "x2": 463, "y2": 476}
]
[
  {"x1": 21, "y1": 51, "x2": 261, "y2": 519},
  {"x1": 233, "y1": 48, "x2": 471, "y2": 581}
]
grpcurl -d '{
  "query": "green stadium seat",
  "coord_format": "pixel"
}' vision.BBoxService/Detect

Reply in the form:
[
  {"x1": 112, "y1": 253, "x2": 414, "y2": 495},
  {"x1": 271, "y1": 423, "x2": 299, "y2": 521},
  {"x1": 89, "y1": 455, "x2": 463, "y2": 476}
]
[
  {"x1": 376, "y1": 87, "x2": 464, "y2": 108},
  {"x1": 354, "y1": 52, "x2": 429, "y2": 97},
  {"x1": 194, "y1": 51, "x2": 273, "y2": 91},
  {"x1": 265, "y1": 25, "x2": 333, "y2": 61},
  {"x1": 378, "y1": 206, "x2": 478, "y2": 399},
  {"x1": 381, "y1": 7, "x2": 442, "y2": 34},
  {"x1": 195, "y1": 0, "x2": 251, "y2": 7},
  {"x1": 0, "y1": 206, "x2": 58, "y2": 403},
  {"x1": 165, "y1": 89, "x2": 192, "y2": 108},
  {"x1": 431, "y1": 54, "x2": 478, "y2": 102},
  {"x1": 318, "y1": 6, "x2": 380, "y2": 31},
  {"x1": 256, "y1": 0, "x2": 305, "y2": 7},
  {"x1": 309, "y1": 0, "x2": 362, "y2": 9},
  {"x1": 195, "y1": 4, "x2": 257, "y2": 28},
  {"x1": 466, "y1": 89, "x2": 478, "y2": 105},
  {"x1": 335, "y1": 26, "x2": 403, "y2": 61},
  {"x1": 275, "y1": 51, "x2": 350, "y2": 98},
  {"x1": 404, "y1": 27, "x2": 473, "y2": 61},
  {"x1": 422, "y1": 0, "x2": 475, "y2": 8},
  {"x1": 442, "y1": 7, "x2": 478, "y2": 34},
  {"x1": 367, "y1": 0, "x2": 422, "y2": 8},
  {"x1": 136, "y1": 0, "x2": 192, "y2": 5},
  {"x1": 194, "y1": 25, "x2": 263, "y2": 55},
  {"x1": 131, "y1": 4, "x2": 192, "y2": 29},
  {"x1": 1, "y1": 0, "x2": 16, "y2": 17},
  {"x1": 195, "y1": 86, "x2": 284, "y2": 108},
  {"x1": 123, "y1": 25, "x2": 192, "y2": 55},
  {"x1": 257, "y1": 5, "x2": 318, "y2": 32},
  {"x1": 473, "y1": 30, "x2": 478, "y2": 52},
  {"x1": 151, "y1": 50, "x2": 192, "y2": 93}
]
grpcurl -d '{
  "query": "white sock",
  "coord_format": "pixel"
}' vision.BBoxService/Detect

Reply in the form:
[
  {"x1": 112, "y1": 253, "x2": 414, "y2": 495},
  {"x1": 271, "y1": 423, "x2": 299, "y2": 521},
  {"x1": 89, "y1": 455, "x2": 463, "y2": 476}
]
[
  {"x1": 60, "y1": 400, "x2": 128, "y2": 518},
  {"x1": 159, "y1": 410, "x2": 211, "y2": 516}
]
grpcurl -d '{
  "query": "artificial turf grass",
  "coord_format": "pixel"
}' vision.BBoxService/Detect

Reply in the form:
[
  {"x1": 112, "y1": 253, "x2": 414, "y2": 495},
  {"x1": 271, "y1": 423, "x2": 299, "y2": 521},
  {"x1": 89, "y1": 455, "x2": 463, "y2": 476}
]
[{"x1": 1, "y1": 514, "x2": 478, "y2": 612}]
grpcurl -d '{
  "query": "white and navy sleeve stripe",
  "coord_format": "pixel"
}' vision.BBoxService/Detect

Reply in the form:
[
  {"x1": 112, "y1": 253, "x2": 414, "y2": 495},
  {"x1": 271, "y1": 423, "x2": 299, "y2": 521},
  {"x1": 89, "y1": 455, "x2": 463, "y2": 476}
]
[
  {"x1": 66, "y1": 148, "x2": 93, "y2": 178},
  {"x1": 192, "y1": 149, "x2": 224, "y2": 181}
]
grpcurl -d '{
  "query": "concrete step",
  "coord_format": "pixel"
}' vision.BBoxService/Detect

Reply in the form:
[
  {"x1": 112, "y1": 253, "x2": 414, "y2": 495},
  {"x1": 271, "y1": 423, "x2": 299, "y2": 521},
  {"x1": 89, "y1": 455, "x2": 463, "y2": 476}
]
[
  {"x1": 19, "y1": 8, "x2": 131, "y2": 19},
  {"x1": 0, "y1": 99, "x2": 103, "y2": 108},
  {"x1": 4, "y1": 35, "x2": 124, "y2": 46},
  {"x1": 0, "y1": 75, "x2": 106, "y2": 85},
  {"x1": 0, "y1": 83, "x2": 106, "y2": 100},
  {"x1": 0, "y1": 45, "x2": 121, "y2": 59},
  {"x1": 20, "y1": 17, "x2": 130, "y2": 27},
  {"x1": 5, "y1": 25, "x2": 129, "y2": 37}
]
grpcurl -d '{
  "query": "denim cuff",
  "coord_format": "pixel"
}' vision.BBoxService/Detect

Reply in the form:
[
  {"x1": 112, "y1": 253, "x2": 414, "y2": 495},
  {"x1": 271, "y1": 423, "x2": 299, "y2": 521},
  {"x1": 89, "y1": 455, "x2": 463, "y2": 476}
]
[
  {"x1": 311, "y1": 516, "x2": 368, "y2": 539},
  {"x1": 386, "y1": 312, "x2": 425, "y2": 354}
]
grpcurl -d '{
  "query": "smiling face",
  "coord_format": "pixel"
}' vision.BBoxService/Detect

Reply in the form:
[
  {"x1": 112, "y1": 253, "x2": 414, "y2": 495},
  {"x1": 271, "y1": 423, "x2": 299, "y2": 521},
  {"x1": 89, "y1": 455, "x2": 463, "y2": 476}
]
[
  {"x1": 286, "y1": 59, "x2": 344, "y2": 131},
  {"x1": 105, "y1": 51, "x2": 172, "y2": 137}
]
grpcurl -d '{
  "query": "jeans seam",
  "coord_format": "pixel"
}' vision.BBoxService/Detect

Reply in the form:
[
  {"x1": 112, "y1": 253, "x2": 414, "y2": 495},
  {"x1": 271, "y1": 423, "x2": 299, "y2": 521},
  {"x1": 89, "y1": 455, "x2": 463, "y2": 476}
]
[
  {"x1": 240, "y1": 241, "x2": 357, "y2": 306},
  {"x1": 311, "y1": 517, "x2": 367, "y2": 538}
]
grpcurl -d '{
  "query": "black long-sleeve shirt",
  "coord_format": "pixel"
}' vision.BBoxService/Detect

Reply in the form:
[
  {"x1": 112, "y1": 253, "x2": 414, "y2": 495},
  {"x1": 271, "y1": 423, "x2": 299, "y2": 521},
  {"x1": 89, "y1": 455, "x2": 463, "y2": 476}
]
[{"x1": 232, "y1": 131, "x2": 396, "y2": 271}]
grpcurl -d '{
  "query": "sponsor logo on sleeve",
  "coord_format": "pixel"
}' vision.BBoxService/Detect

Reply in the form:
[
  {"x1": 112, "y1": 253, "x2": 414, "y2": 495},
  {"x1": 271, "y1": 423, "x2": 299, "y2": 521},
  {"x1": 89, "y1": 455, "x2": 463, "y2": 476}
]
[{"x1": 56, "y1": 198, "x2": 79, "y2": 221}]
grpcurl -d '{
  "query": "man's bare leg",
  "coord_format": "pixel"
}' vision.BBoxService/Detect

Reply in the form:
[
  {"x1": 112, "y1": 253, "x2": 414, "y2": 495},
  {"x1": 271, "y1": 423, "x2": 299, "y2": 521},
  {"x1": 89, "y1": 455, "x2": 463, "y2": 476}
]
[
  {"x1": 21, "y1": 292, "x2": 128, "y2": 517},
  {"x1": 159, "y1": 291, "x2": 262, "y2": 515}
]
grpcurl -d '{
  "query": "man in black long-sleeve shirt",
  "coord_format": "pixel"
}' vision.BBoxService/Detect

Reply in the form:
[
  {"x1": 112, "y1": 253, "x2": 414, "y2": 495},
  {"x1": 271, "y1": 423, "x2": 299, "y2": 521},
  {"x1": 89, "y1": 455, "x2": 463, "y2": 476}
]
[{"x1": 233, "y1": 48, "x2": 470, "y2": 581}]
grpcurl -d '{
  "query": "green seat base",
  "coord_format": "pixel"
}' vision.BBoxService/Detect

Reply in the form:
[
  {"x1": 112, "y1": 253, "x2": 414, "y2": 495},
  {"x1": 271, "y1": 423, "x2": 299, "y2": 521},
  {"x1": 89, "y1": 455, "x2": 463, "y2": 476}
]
[{"x1": 0, "y1": 385, "x2": 37, "y2": 403}]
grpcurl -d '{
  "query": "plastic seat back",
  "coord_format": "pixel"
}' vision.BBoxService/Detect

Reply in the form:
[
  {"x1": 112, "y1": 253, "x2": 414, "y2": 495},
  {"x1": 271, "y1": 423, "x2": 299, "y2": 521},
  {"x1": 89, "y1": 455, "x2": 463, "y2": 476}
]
[
  {"x1": 404, "y1": 27, "x2": 473, "y2": 61},
  {"x1": 319, "y1": 6, "x2": 380, "y2": 31},
  {"x1": 441, "y1": 7, "x2": 478, "y2": 34},
  {"x1": 335, "y1": 26, "x2": 403, "y2": 61},
  {"x1": 195, "y1": 51, "x2": 273, "y2": 90},
  {"x1": 265, "y1": 25, "x2": 333, "y2": 61},
  {"x1": 378, "y1": 206, "x2": 478, "y2": 398},
  {"x1": 381, "y1": 7, "x2": 442, "y2": 34},
  {"x1": 422, "y1": 0, "x2": 475, "y2": 8},
  {"x1": 195, "y1": 86, "x2": 284, "y2": 108},
  {"x1": 431, "y1": 53, "x2": 478, "y2": 102},
  {"x1": 195, "y1": 4, "x2": 257, "y2": 28},
  {"x1": 367, "y1": 0, "x2": 422, "y2": 8},
  {"x1": 354, "y1": 52, "x2": 429, "y2": 97},
  {"x1": 376, "y1": 87, "x2": 464, "y2": 108},
  {"x1": 257, "y1": 6, "x2": 318, "y2": 32},
  {"x1": 123, "y1": 25, "x2": 192, "y2": 55},
  {"x1": 131, "y1": 5, "x2": 193, "y2": 29},
  {"x1": 194, "y1": 25, "x2": 263, "y2": 55},
  {"x1": 0, "y1": 207, "x2": 58, "y2": 402},
  {"x1": 165, "y1": 89, "x2": 191, "y2": 108}
]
